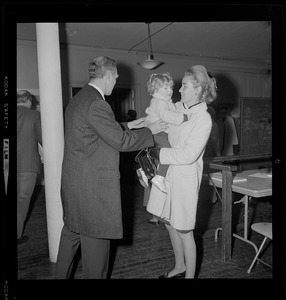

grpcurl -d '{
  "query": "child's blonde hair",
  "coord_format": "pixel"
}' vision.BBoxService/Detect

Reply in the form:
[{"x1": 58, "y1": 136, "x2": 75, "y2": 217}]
[{"x1": 147, "y1": 72, "x2": 174, "y2": 96}]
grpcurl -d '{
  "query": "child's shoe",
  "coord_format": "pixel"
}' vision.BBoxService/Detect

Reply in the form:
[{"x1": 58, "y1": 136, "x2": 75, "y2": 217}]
[
  {"x1": 136, "y1": 168, "x2": 149, "y2": 188},
  {"x1": 151, "y1": 175, "x2": 167, "y2": 193}
]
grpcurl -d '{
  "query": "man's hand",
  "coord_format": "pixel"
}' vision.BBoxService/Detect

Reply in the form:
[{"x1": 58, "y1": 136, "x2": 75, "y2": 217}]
[
  {"x1": 147, "y1": 120, "x2": 169, "y2": 135},
  {"x1": 127, "y1": 117, "x2": 146, "y2": 129}
]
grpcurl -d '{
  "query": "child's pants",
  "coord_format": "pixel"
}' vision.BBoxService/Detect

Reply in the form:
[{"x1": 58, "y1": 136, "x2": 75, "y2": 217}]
[{"x1": 153, "y1": 132, "x2": 170, "y2": 177}]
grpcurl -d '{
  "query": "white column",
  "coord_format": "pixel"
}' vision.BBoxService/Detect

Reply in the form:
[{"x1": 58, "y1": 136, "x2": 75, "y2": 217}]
[{"x1": 36, "y1": 23, "x2": 64, "y2": 263}]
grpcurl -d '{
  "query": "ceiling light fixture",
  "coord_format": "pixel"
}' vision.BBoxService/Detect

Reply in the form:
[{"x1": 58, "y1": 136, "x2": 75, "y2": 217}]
[{"x1": 137, "y1": 23, "x2": 164, "y2": 70}]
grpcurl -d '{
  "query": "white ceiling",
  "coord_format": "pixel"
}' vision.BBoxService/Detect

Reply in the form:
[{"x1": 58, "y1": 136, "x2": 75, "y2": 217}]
[{"x1": 17, "y1": 22, "x2": 271, "y2": 65}]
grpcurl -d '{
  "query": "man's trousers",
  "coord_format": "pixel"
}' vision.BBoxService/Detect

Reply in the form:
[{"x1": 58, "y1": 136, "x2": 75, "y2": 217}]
[
  {"x1": 55, "y1": 225, "x2": 110, "y2": 279},
  {"x1": 17, "y1": 172, "x2": 37, "y2": 239}
]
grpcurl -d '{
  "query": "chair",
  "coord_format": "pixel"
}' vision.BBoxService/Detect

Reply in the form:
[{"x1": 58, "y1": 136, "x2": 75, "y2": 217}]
[{"x1": 247, "y1": 222, "x2": 272, "y2": 274}]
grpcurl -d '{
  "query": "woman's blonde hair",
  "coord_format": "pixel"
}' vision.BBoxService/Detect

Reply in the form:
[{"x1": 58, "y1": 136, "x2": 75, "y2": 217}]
[
  {"x1": 184, "y1": 65, "x2": 217, "y2": 104},
  {"x1": 147, "y1": 72, "x2": 174, "y2": 96}
]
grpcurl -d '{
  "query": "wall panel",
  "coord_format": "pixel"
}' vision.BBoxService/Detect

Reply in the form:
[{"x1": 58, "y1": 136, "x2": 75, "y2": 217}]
[{"x1": 17, "y1": 40, "x2": 271, "y2": 118}]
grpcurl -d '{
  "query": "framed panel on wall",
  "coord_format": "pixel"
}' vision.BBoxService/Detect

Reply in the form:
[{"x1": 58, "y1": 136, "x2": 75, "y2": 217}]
[{"x1": 239, "y1": 97, "x2": 272, "y2": 155}]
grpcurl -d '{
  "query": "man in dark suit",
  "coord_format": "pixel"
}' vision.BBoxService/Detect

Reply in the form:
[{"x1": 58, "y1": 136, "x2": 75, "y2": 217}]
[
  {"x1": 55, "y1": 56, "x2": 167, "y2": 279},
  {"x1": 17, "y1": 90, "x2": 42, "y2": 244}
]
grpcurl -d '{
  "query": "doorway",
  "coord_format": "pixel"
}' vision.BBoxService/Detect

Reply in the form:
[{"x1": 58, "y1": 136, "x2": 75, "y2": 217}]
[
  {"x1": 105, "y1": 87, "x2": 134, "y2": 122},
  {"x1": 70, "y1": 85, "x2": 135, "y2": 122}
]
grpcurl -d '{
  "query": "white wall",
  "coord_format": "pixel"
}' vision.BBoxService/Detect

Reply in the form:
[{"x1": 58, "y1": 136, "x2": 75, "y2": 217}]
[{"x1": 17, "y1": 39, "x2": 271, "y2": 118}]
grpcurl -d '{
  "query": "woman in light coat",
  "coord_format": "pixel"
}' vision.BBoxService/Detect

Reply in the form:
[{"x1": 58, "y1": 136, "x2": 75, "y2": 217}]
[{"x1": 147, "y1": 65, "x2": 217, "y2": 278}]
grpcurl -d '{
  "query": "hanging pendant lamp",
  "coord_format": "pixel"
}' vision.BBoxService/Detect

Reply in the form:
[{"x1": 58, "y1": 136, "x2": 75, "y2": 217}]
[{"x1": 137, "y1": 23, "x2": 164, "y2": 70}]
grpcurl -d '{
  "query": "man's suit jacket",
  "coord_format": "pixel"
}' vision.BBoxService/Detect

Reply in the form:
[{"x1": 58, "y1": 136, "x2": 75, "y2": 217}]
[
  {"x1": 61, "y1": 85, "x2": 154, "y2": 239},
  {"x1": 17, "y1": 106, "x2": 42, "y2": 173}
]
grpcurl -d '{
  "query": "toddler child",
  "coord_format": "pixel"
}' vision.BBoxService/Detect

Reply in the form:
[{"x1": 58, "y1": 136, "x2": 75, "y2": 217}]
[{"x1": 138, "y1": 72, "x2": 187, "y2": 193}]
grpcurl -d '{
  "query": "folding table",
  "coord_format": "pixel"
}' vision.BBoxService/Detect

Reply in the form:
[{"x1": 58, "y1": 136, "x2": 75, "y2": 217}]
[{"x1": 208, "y1": 168, "x2": 272, "y2": 261}]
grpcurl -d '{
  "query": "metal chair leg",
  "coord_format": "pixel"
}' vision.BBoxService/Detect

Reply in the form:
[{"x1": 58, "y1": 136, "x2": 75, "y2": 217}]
[
  {"x1": 215, "y1": 227, "x2": 222, "y2": 242},
  {"x1": 247, "y1": 236, "x2": 268, "y2": 274}
]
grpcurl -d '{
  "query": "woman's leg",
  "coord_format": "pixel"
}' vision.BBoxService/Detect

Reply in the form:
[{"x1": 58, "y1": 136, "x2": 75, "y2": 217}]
[
  {"x1": 178, "y1": 230, "x2": 196, "y2": 278},
  {"x1": 165, "y1": 224, "x2": 186, "y2": 276}
]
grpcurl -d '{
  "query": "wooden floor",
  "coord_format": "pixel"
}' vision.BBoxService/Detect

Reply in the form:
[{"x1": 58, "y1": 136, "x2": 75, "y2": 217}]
[{"x1": 15, "y1": 172, "x2": 275, "y2": 281}]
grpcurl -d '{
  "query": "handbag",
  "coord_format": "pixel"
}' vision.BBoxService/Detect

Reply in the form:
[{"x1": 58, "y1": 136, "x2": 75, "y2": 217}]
[{"x1": 135, "y1": 148, "x2": 157, "y2": 179}]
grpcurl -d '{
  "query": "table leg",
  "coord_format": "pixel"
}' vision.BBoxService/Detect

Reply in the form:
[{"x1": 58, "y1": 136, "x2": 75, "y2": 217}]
[
  {"x1": 221, "y1": 169, "x2": 233, "y2": 262},
  {"x1": 233, "y1": 195, "x2": 248, "y2": 238},
  {"x1": 218, "y1": 195, "x2": 259, "y2": 254},
  {"x1": 232, "y1": 195, "x2": 258, "y2": 253},
  {"x1": 244, "y1": 195, "x2": 249, "y2": 239}
]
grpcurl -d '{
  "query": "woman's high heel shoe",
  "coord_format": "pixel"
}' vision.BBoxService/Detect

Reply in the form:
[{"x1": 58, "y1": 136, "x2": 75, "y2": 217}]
[
  {"x1": 148, "y1": 218, "x2": 159, "y2": 225},
  {"x1": 158, "y1": 271, "x2": 186, "y2": 279}
]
